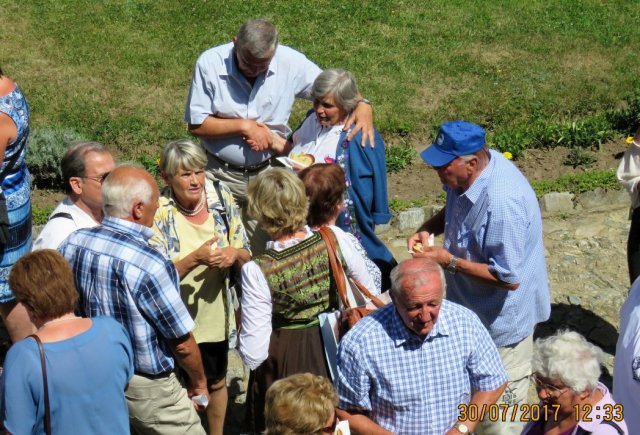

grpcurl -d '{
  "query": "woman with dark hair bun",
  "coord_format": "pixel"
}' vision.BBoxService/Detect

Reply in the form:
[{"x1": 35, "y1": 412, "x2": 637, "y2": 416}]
[{"x1": 0, "y1": 67, "x2": 35, "y2": 342}]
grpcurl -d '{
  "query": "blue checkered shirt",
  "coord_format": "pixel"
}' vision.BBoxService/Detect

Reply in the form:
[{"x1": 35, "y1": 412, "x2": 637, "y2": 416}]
[
  {"x1": 443, "y1": 150, "x2": 550, "y2": 347},
  {"x1": 337, "y1": 301, "x2": 507, "y2": 434},
  {"x1": 59, "y1": 216, "x2": 195, "y2": 375}
]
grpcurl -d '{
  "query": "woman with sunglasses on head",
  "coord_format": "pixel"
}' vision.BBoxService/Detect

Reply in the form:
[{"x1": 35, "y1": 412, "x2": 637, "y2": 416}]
[{"x1": 522, "y1": 330, "x2": 628, "y2": 435}]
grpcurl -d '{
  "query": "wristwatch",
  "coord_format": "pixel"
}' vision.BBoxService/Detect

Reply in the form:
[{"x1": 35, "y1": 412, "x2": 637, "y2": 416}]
[
  {"x1": 357, "y1": 98, "x2": 371, "y2": 105},
  {"x1": 453, "y1": 422, "x2": 469, "y2": 434},
  {"x1": 446, "y1": 255, "x2": 458, "y2": 274}
]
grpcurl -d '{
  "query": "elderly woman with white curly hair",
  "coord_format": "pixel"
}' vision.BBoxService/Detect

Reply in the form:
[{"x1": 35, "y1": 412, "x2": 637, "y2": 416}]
[{"x1": 522, "y1": 330, "x2": 628, "y2": 435}]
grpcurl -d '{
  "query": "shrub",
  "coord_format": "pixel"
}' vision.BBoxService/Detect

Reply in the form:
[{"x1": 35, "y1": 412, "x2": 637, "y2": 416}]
[
  {"x1": 26, "y1": 127, "x2": 85, "y2": 189},
  {"x1": 386, "y1": 143, "x2": 417, "y2": 173}
]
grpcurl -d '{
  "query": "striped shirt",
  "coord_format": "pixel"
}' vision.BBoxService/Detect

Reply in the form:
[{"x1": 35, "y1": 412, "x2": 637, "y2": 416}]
[
  {"x1": 59, "y1": 216, "x2": 195, "y2": 375},
  {"x1": 337, "y1": 301, "x2": 507, "y2": 434},
  {"x1": 443, "y1": 150, "x2": 550, "y2": 347}
]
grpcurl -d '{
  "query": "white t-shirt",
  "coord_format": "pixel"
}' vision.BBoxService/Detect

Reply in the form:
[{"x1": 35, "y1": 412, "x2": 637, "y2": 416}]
[
  {"x1": 32, "y1": 197, "x2": 99, "y2": 250},
  {"x1": 614, "y1": 278, "x2": 640, "y2": 434},
  {"x1": 289, "y1": 115, "x2": 344, "y2": 165}
]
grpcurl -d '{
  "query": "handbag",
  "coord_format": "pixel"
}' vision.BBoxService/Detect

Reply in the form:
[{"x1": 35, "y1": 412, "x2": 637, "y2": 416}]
[
  {"x1": 318, "y1": 226, "x2": 385, "y2": 334},
  {"x1": 29, "y1": 334, "x2": 52, "y2": 435}
]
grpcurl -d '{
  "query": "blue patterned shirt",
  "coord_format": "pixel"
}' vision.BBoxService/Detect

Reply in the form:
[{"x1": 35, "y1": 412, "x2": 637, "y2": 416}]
[
  {"x1": 337, "y1": 301, "x2": 507, "y2": 434},
  {"x1": 59, "y1": 216, "x2": 195, "y2": 375},
  {"x1": 443, "y1": 150, "x2": 550, "y2": 347}
]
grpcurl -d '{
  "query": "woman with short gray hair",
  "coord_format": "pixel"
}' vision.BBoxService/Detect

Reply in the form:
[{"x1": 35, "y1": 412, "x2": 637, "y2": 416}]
[
  {"x1": 521, "y1": 330, "x2": 628, "y2": 434},
  {"x1": 277, "y1": 68, "x2": 396, "y2": 289},
  {"x1": 149, "y1": 139, "x2": 251, "y2": 435}
]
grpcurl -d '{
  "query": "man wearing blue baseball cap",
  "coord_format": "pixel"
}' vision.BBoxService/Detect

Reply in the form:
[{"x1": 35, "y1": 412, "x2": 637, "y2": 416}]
[{"x1": 408, "y1": 120, "x2": 551, "y2": 435}]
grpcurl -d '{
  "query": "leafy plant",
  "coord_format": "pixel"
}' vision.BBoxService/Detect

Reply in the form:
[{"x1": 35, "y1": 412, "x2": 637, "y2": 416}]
[
  {"x1": 137, "y1": 152, "x2": 161, "y2": 178},
  {"x1": 26, "y1": 127, "x2": 86, "y2": 189},
  {"x1": 530, "y1": 170, "x2": 618, "y2": 197},
  {"x1": 389, "y1": 197, "x2": 426, "y2": 212},
  {"x1": 386, "y1": 143, "x2": 417, "y2": 173},
  {"x1": 564, "y1": 148, "x2": 596, "y2": 168},
  {"x1": 31, "y1": 205, "x2": 54, "y2": 226}
]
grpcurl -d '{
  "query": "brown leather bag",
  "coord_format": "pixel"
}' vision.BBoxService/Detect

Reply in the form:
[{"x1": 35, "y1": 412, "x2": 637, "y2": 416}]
[{"x1": 318, "y1": 226, "x2": 385, "y2": 335}]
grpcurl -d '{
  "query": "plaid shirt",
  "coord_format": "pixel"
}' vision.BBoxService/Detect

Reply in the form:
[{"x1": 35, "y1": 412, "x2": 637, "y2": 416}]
[
  {"x1": 59, "y1": 216, "x2": 195, "y2": 375},
  {"x1": 442, "y1": 150, "x2": 550, "y2": 347},
  {"x1": 337, "y1": 301, "x2": 507, "y2": 434}
]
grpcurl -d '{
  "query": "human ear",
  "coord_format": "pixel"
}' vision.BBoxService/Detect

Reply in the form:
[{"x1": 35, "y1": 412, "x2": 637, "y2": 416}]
[{"x1": 69, "y1": 177, "x2": 83, "y2": 195}]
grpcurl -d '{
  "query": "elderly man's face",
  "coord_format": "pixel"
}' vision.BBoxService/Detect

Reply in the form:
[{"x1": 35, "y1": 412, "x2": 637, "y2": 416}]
[
  {"x1": 433, "y1": 156, "x2": 475, "y2": 192},
  {"x1": 394, "y1": 275, "x2": 443, "y2": 339},
  {"x1": 234, "y1": 47, "x2": 274, "y2": 79},
  {"x1": 79, "y1": 151, "x2": 115, "y2": 214}
]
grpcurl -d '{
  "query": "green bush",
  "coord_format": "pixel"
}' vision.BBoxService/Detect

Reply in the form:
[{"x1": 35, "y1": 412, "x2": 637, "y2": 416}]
[
  {"x1": 530, "y1": 170, "x2": 618, "y2": 197},
  {"x1": 386, "y1": 143, "x2": 417, "y2": 173},
  {"x1": 26, "y1": 127, "x2": 85, "y2": 189},
  {"x1": 32, "y1": 205, "x2": 54, "y2": 226}
]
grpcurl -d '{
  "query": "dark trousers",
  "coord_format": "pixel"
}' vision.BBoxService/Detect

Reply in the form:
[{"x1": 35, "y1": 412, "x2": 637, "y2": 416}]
[{"x1": 628, "y1": 207, "x2": 640, "y2": 285}]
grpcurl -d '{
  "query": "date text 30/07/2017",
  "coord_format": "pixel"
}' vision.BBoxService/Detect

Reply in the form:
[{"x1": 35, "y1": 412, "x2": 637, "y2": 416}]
[{"x1": 457, "y1": 403, "x2": 560, "y2": 422}]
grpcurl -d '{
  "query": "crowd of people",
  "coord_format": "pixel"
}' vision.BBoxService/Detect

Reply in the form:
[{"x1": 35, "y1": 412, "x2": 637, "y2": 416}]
[{"x1": 0, "y1": 16, "x2": 638, "y2": 435}]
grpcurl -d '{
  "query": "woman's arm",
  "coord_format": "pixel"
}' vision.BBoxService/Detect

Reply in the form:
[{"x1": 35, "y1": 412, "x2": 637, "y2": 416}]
[{"x1": 238, "y1": 262, "x2": 272, "y2": 370}]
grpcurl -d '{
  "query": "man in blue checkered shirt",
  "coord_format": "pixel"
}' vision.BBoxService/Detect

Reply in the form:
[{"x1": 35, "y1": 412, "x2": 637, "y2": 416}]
[
  {"x1": 59, "y1": 165, "x2": 208, "y2": 434},
  {"x1": 408, "y1": 121, "x2": 551, "y2": 435},
  {"x1": 336, "y1": 259, "x2": 507, "y2": 434}
]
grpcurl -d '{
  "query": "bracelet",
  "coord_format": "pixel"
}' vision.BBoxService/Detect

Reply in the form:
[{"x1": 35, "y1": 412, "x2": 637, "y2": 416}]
[{"x1": 357, "y1": 98, "x2": 371, "y2": 106}]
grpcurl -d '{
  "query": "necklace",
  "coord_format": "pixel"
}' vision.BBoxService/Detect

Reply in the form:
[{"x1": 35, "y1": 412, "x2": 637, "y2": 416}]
[
  {"x1": 42, "y1": 314, "x2": 80, "y2": 327},
  {"x1": 174, "y1": 190, "x2": 206, "y2": 217}
]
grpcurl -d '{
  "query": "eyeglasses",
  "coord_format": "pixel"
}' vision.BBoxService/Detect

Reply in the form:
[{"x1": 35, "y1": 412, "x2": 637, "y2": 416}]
[
  {"x1": 81, "y1": 172, "x2": 110, "y2": 184},
  {"x1": 531, "y1": 373, "x2": 568, "y2": 396}
]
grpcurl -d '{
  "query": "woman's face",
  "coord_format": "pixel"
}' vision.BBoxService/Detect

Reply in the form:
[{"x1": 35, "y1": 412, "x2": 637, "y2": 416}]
[
  {"x1": 532, "y1": 373, "x2": 579, "y2": 420},
  {"x1": 314, "y1": 95, "x2": 348, "y2": 127},
  {"x1": 165, "y1": 166, "x2": 205, "y2": 207}
]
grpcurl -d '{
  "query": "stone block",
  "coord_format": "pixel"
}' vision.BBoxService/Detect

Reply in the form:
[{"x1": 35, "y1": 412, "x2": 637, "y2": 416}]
[
  {"x1": 540, "y1": 192, "x2": 574, "y2": 215},
  {"x1": 397, "y1": 207, "x2": 426, "y2": 234},
  {"x1": 577, "y1": 188, "x2": 628, "y2": 211}
]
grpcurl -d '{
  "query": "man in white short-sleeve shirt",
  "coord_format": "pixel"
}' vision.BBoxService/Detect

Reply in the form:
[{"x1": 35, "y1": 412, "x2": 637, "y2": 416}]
[
  {"x1": 33, "y1": 142, "x2": 114, "y2": 250},
  {"x1": 185, "y1": 19, "x2": 374, "y2": 253}
]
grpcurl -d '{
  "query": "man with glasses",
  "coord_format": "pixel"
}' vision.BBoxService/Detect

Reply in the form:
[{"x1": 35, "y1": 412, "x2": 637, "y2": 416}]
[
  {"x1": 407, "y1": 121, "x2": 551, "y2": 434},
  {"x1": 33, "y1": 141, "x2": 115, "y2": 250},
  {"x1": 185, "y1": 19, "x2": 374, "y2": 254}
]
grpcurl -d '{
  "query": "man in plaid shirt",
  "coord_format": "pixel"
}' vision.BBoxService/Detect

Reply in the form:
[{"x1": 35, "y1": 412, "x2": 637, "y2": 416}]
[
  {"x1": 336, "y1": 259, "x2": 507, "y2": 435},
  {"x1": 60, "y1": 165, "x2": 207, "y2": 434}
]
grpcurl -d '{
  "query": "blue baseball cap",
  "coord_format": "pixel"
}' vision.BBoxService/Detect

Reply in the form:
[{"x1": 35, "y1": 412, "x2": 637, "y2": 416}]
[{"x1": 420, "y1": 121, "x2": 486, "y2": 167}]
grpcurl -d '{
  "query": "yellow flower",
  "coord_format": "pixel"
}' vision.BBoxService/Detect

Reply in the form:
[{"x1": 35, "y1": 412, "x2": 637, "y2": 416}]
[
  {"x1": 502, "y1": 151, "x2": 513, "y2": 160},
  {"x1": 627, "y1": 136, "x2": 634, "y2": 144},
  {"x1": 155, "y1": 158, "x2": 161, "y2": 166}
]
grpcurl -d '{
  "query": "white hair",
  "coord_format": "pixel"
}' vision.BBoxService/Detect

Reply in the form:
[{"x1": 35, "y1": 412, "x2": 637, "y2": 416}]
[
  {"x1": 311, "y1": 69, "x2": 360, "y2": 114},
  {"x1": 532, "y1": 330, "x2": 603, "y2": 393},
  {"x1": 236, "y1": 19, "x2": 278, "y2": 59},
  {"x1": 102, "y1": 164, "x2": 153, "y2": 219},
  {"x1": 389, "y1": 259, "x2": 446, "y2": 301}
]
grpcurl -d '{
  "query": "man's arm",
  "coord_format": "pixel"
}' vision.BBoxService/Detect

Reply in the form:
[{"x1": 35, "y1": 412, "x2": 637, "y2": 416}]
[
  {"x1": 168, "y1": 332, "x2": 208, "y2": 398},
  {"x1": 446, "y1": 382, "x2": 507, "y2": 435},
  {"x1": 344, "y1": 100, "x2": 375, "y2": 148},
  {"x1": 407, "y1": 207, "x2": 446, "y2": 251},
  {"x1": 188, "y1": 116, "x2": 273, "y2": 150},
  {"x1": 335, "y1": 408, "x2": 394, "y2": 435}
]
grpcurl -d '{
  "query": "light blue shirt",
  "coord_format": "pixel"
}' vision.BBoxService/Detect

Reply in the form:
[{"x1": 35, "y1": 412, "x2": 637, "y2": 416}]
[
  {"x1": 184, "y1": 42, "x2": 321, "y2": 166},
  {"x1": 337, "y1": 301, "x2": 507, "y2": 435},
  {"x1": 443, "y1": 149, "x2": 550, "y2": 347}
]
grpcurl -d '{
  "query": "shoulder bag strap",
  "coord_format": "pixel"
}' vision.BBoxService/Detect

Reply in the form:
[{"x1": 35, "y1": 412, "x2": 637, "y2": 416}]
[
  {"x1": 318, "y1": 226, "x2": 351, "y2": 309},
  {"x1": 211, "y1": 180, "x2": 230, "y2": 240},
  {"x1": 29, "y1": 334, "x2": 52, "y2": 435}
]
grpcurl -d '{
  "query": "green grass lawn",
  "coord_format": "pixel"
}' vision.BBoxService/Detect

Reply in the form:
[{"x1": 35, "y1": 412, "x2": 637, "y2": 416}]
[{"x1": 2, "y1": 0, "x2": 639, "y2": 158}]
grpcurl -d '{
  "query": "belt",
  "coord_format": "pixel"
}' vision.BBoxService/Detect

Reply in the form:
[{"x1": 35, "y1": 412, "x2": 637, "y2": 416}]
[
  {"x1": 134, "y1": 371, "x2": 172, "y2": 380},
  {"x1": 209, "y1": 153, "x2": 273, "y2": 174}
]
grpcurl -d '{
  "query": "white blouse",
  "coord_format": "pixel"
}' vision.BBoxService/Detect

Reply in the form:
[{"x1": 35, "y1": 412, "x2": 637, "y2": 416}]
[{"x1": 238, "y1": 225, "x2": 376, "y2": 370}]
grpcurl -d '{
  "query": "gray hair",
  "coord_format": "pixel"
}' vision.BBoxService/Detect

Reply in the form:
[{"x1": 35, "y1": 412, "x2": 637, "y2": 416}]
[
  {"x1": 61, "y1": 141, "x2": 109, "y2": 193},
  {"x1": 389, "y1": 259, "x2": 446, "y2": 301},
  {"x1": 160, "y1": 139, "x2": 207, "y2": 176},
  {"x1": 311, "y1": 69, "x2": 360, "y2": 114},
  {"x1": 102, "y1": 164, "x2": 154, "y2": 219},
  {"x1": 236, "y1": 19, "x2": 278, "y2": 59},
  {"x1": 532, "y1": 330, "x2": 603, "y2": 394}
]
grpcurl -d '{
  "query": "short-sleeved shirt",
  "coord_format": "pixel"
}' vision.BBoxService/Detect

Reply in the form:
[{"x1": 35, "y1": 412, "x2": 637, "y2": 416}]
[
  {"x1": 32, "y1": 196, "x2": 99, "y2": 250},
  {"x1": 442, "y1": 150, "x2": 550, "y2": 347},
  {"x1": 184, "y1": 42, "x2": 321, "y2": 166},
  {"x1": 59, "y1": 216, "x2": 195, "y2": 375},
  {"x1": 337, "y1": 300, "x2": 507, "y2": 434},
  {"x1": 3, "y1": 317, "x2": 134, "y2": 434}
]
